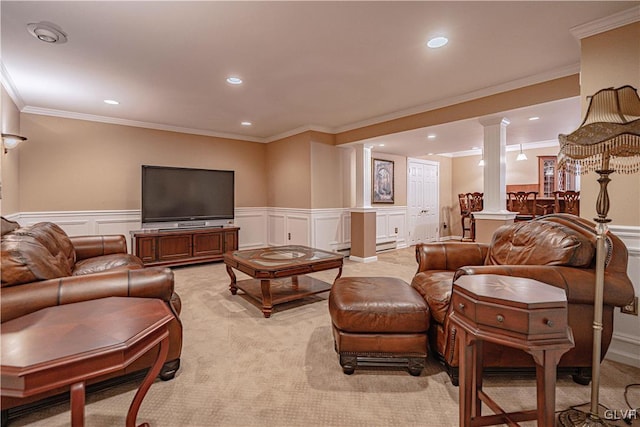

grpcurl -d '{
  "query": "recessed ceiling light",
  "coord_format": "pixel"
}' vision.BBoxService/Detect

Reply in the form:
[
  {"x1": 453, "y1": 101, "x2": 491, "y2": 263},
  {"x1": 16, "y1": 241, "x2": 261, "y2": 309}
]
[
  {"x1": 27, "y1": 21, "x2": 67, "y2": 44},
  {"x1": 379, "y1": 144, "x2": 385, "y2": 147},
  {"x1": 104, "y1": 99, "x2": 119, "y2": 105},
  {"x1": 471, "y1": 146, "x2": 479, "y2": 150},
  {"x1": 528, "y1": 116, "x2": 540, "y2": 121},
  {"x1": 241, "y1": 121, "x2": 252, "y2": 126},
  {"x1": 427, "y1": 36, "x2": 448, "y2": 49},
  {"x1": 226, "y1": 77, "x2": 243, "y2": 85},
  {"x1": 427, "y1": 134, "x2": 436, "y2": 139},
  {"x1": 427, "y1": 152, "x2": 434, "y2": 155}
]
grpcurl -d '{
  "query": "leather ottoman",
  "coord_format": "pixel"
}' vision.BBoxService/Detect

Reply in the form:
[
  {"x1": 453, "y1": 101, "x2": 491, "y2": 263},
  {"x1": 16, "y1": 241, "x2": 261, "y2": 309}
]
[{"x1": 328, "y1": 277, "x2": 430, "y2": 375}]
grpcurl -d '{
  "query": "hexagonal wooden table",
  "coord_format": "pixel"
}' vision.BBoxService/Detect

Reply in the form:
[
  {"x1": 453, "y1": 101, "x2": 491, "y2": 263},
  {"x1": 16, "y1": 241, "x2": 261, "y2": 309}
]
[
  {"x1": 1, "y1": 297, "x2": 174, "y2": 427},
  {"x1": 449, "y1": 274, "x2": 574, "y2": 427}
]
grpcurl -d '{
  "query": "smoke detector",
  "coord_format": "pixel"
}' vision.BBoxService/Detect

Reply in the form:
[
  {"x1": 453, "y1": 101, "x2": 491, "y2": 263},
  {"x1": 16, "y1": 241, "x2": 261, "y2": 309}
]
[{"x1": 27, "y1": 22, "x2": 67, "y2": 44}]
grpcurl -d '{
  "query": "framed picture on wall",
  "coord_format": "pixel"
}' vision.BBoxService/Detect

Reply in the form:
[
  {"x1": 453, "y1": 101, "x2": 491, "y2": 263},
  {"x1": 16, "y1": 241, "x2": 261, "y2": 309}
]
[{"x1": 372, "y1": 158, "x2": 394, "y2": 203}]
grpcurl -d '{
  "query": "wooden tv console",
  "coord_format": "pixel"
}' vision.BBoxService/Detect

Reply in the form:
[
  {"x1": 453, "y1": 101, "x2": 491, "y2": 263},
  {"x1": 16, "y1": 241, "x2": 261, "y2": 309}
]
[{"x1": 131, "y1": 226, "x2": 239, "y2": 267}]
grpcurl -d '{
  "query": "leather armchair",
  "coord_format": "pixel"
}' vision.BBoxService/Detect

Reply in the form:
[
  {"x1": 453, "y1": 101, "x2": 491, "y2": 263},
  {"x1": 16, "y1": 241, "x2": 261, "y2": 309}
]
[
  {"x1": 411, "y1": 214, "x2": 634, "y2": 385},
  {"x1": 1, "y1": 219, "x2": 183, "y2": 419}
]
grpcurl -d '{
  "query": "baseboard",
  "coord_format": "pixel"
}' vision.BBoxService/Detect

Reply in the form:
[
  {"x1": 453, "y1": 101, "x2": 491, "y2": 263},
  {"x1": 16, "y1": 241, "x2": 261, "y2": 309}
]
[
  {"x1": 439, "y1": 235, "x2": 459, "y2": 241},
  {"x1": 376, "y1": 240, "x2": 397, "y2": 252},
  {"x1": 349, "y1": 255, "x2": 378, "y2": 263},
  {"x1": 607, "y1": 225, "x2": 640, "y2": 369},
  {"x1": 606, "y1": 331, "x2": 640, "y2": 368}
]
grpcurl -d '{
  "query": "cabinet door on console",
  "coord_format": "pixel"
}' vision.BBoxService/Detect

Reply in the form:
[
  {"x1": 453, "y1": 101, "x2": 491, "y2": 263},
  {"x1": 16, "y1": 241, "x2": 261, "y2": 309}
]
[
  {"x1": 223, "y1": 230, "x2": 238, "y2": 253},
  {"x1": 158, "y1": 234, "x2": 192, "y2": 262},
  {"x1": 136, "y1": 236, "x2": 157, "y2": 264},
  {"x1": 193, "y1": 232, "x2": 224, "y2": 257}
]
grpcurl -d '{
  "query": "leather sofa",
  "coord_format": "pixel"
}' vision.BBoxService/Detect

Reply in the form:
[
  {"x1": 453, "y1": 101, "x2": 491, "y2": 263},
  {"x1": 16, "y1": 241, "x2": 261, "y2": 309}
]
[
  {"x1": 0, "y1": 218, "x2": 183, "y2": 421},
  {"x1": 411, "y1": 214, "x2": 634, "y2": 385}
]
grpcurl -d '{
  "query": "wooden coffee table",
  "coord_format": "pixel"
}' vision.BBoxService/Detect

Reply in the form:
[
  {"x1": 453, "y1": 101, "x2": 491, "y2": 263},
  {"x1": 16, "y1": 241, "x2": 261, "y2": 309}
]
[
  {"x1": 1, "y1": 297, "x2": 174, "y2": 427},
  {"x1": 224, "y1": 245, "x2": 344, "y2": 317}
]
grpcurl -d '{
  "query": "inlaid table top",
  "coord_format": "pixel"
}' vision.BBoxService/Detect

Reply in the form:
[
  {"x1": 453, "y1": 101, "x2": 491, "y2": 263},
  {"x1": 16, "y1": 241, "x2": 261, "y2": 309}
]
[
  {"x1": 224, "y1": 245, "x2": 344, "y2": 272},
  {"x1": 224, "y1": 245, "x2": 344, "y2": 317}
]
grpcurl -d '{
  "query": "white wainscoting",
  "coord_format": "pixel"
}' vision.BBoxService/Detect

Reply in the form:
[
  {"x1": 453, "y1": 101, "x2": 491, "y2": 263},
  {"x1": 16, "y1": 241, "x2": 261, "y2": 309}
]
[
  {"x1": 607, "y1": 224, "x2": 640, "y2": 368},
  {"x1": 14, "y1": 210, "x2": 141, "y2": 252},
  {"x1": 266, "y1": 207, "x2": 409, "y2": 251},
  {"x1": 375, "y1": 206, "x2": 409, "y2": 250},
  {"x1": 12, "y1": 210, "x2": 272, "y2": 254},
  {"x1": 311, "y1": 209, "x2": 350, "y2": 252},
  {"x1": 266, "y1": 209, "x2": 312, "y2": 247},
  {"x1": 9, "y1": 207, "x2": 409, "y2": 254},
  {"x1": 234, "y1": 207, "x2": 268, "y2": 249}
]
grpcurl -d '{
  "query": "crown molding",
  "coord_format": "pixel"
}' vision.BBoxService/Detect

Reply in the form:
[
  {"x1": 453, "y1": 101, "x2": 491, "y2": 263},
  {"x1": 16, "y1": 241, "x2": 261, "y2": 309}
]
[
  {"x1": 264, "y1": 124, "x2": 335, "y2": 143},
  {"x1": 1, "y1": 62, "x2": 25, "y2": 110},
  {"x1": 12, "y1": 62, "x2": 581, "y2": 146},
  {"x1": 570, "y1": 5, "x2": 640, "y2": 40},
  {"x1": 447, "y1": 139, "x2": 559, "y2": 158},
  {"x1": 20, "y1": 106, "x2": 266, "y2": 143}
]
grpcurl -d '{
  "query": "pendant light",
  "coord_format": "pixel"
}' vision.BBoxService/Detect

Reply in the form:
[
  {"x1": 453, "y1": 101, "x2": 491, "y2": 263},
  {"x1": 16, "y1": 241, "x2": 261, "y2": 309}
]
[{"x1": 516, "y1": 144, "x2": 527, "y2": 161}]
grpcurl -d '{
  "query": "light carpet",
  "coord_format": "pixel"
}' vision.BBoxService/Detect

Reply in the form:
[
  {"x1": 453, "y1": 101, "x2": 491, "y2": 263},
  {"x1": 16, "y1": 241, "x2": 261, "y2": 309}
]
[{"x1": 10, "y1": 248, "x2": 640, "y2": 427}]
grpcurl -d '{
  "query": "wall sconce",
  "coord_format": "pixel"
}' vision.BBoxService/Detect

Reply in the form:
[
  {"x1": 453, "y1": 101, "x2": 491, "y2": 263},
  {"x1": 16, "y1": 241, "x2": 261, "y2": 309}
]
[
  {"x1": 2, "y1": 133, "x2": 27, "y2": 153},
  {"x1": 516, "y1": 144, "x2": 527, "y2": 161},
  {"x1": 478, "y1": 149, "x2": 485, "y2": 166}
]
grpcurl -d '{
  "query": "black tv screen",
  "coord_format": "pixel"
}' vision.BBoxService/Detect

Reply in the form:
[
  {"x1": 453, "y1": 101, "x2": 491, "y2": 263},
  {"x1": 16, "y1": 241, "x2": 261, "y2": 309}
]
[{"x1": 141, "y1": 165, "x2": 234, "y2": 224}]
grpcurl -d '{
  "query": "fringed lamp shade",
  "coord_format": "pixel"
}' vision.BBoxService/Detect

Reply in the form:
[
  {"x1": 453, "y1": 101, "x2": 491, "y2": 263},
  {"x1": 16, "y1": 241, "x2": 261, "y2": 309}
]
[
  {"x1": 558, "y1": 85, "x2": 640, "y2": 174},
  {"x1": 556, "y1": 85, "x2": 640, "y2": 427}
]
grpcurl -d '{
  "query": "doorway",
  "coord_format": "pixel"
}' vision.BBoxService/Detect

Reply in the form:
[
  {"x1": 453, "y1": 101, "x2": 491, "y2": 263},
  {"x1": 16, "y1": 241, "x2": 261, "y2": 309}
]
[{"x1": 407, "y1": 158, "x2": 439, "y2": 245}]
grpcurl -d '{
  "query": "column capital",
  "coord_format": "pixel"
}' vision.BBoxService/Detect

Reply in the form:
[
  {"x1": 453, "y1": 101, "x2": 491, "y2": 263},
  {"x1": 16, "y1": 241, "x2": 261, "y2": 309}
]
[{"x1": 478, "y1": 116, "x2": 510, "y2": 127}]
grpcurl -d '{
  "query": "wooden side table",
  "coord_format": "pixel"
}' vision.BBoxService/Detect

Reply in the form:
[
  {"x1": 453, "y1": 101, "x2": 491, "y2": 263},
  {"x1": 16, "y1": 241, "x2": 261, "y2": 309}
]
[
  {"x1": 449, "y1": 274, "x2": 575, "y2": 427},
  {"x1": 1, "y1": 297, "x2": 174, "y2": 427}
]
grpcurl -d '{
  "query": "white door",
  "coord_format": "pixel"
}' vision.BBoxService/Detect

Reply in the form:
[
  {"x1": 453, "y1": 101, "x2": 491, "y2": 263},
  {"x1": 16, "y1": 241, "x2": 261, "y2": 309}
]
[{"x1": 407, "y1": 159, "x2": 439, "y2": 245}]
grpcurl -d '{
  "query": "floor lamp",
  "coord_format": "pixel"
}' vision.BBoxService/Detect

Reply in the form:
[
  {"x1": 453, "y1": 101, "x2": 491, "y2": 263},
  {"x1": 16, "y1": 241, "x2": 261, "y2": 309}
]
[{"x1": 557, "y1": 85, "x2": 640, "y2": 426}]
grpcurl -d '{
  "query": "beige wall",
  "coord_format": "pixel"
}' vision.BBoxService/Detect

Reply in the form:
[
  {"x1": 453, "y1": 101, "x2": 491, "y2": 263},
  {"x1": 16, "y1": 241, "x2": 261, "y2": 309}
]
[
  {"x1": 311, "y1": 140, "x2": 344, "y2": 209},
  {"x1": 369, "y1": 151, "x2": 407, "y2": 206},
  {"x1": 19, "y1": 114, "x2": 267, "y2": 212},
  {"x1": 266, "y1": 132, "x2": 311, "y2": 208},
  {"x1": 1, "y1": 87, "x2": 21, "y2": 215},
  {"x1": 450, "y1": 145, "x2": 561, "y2": 235},
  {"x1": 505, "y1": 146, "x2": 566, "y2": 190},
  {"x1": 579, "y1": 22, "x2": 640, "y2": 226}
]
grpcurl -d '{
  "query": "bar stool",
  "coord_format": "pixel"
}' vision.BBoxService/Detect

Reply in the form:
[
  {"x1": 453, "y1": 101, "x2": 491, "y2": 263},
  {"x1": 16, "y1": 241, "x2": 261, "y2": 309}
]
[{"x1": 458, "y1": 193, "x2": 473, "y2": 241}]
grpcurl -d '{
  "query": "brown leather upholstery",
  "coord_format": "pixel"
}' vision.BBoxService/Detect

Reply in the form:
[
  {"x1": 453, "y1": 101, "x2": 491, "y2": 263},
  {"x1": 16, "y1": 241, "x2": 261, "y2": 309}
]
[
  {"x1": 0, "y1": 220, "x2": 183, "y2": 414},
  {"x1": 329, "y1": 277, "x2": 429, "y2": 375},
  {"x1": 1, "y1": 222, "x2": 144, "y2": 287},
  {"x1": 411, "y1": 214, "x2": 634, "y2": 384}
]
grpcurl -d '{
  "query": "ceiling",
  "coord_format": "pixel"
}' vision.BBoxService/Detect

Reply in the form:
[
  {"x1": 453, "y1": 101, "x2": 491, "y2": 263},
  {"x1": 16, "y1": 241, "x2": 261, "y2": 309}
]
[{"x1": 1, "y1": 1, "x2": 637, "y2": 155}]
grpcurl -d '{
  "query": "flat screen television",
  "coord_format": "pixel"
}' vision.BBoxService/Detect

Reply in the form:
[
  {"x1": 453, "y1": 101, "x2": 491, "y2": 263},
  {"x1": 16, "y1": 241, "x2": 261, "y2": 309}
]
[{"x1": 141, "y1": 165, "x2": 234, "y2": 228}]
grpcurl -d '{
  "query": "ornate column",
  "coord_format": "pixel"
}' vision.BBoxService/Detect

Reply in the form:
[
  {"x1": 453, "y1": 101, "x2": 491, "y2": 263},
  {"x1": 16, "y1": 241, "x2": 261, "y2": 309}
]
[
  {"x1": 350, "y1": 144, "x2": 377, "y2": 262},
  {"x1": 473, "y1": 117, "x2": 516, "y2": 243}
]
